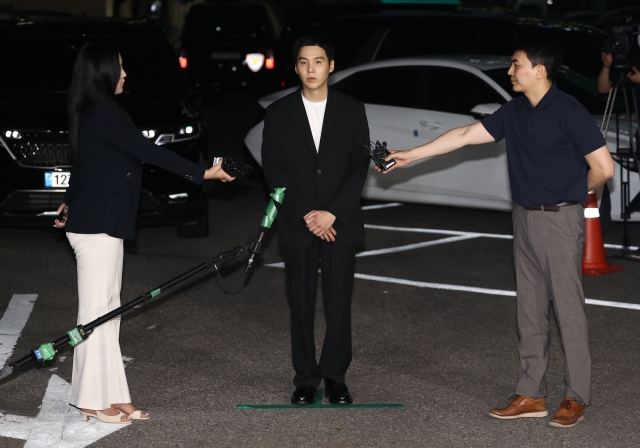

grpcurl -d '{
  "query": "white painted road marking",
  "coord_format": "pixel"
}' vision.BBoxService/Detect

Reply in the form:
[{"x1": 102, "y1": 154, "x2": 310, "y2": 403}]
[
  {"x1": 0, "y1": 294, "x2": 38, "y2": 367},
  {"x1": 354, "y1": 273, "x2": 640, "y2": 311},
  {"x1": 266, "y1": 224, "x2": 640, "y2": 311},
  {"x1": 361, "y1": 202, "x2": 403, "y2": 211},
  {"x1": 0, "y1": 374, "x2": 128, "y2": 447},
  {"x1": 356, "y1": 234, "x2": 479, "y2": 258},
  {"x1": 364, "y1": 224, "x2": 639, "y2": 250}
]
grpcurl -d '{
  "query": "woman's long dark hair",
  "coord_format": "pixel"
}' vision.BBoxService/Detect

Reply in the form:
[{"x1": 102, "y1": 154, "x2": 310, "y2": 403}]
[{"x1": 67, "y1": 42, "x2": 121, "y2": 162}]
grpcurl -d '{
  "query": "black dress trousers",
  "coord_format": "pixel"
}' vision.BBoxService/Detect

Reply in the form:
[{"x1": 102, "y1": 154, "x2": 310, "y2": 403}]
[{"x1": 282, "y1": 238, "x2": 356, "y2": 389}]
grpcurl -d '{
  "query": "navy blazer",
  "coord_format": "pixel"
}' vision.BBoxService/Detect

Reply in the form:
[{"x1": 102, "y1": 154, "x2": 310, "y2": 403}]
[
  {"x1": 63, "y1": 104, "x2": 205, "y2": 240},
  {"x1": 261, "y1": 88, "x2": 370, "y2": 248}
]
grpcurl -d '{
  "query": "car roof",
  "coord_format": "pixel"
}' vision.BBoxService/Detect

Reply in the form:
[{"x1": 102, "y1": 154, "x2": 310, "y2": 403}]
[
  {"x1": 258, "y1": 55, "x2": 512, "y2": 108},
  {"x1": 334, "y1": 55, "x2": 512, "y2": 76},
  {"x1": 0, "y1": 16, "x2": 164, "y2": 37}
]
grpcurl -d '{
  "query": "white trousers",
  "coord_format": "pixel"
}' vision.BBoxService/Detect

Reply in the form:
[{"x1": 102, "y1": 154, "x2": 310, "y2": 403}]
[{"x1": 67, "y1": 233, "x2": 131, "y2": 410}]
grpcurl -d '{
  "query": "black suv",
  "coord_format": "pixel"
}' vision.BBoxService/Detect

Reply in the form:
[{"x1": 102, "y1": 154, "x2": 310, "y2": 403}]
[
  {"x1": 180, "y1": 0, "x2": 284, "y2": 92},
  {"x1": 0, "y1": 17, "x2": 211, "y2": 237}
]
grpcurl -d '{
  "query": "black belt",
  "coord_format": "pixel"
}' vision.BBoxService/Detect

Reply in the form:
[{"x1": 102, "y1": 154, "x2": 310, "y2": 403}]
[{"x1": 524, "y1": 202, "x2": 578, "y2": 212}]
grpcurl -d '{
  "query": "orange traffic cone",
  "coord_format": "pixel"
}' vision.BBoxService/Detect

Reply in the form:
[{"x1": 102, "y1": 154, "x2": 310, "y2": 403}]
[{"x1": 582, "y1": 191, "x2": 624, "y2": 276}]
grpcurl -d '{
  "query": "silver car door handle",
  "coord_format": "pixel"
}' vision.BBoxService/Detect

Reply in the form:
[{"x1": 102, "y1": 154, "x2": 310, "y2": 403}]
[{"x1": 419, "y1": 120, "x2": 443, "y2": 129}]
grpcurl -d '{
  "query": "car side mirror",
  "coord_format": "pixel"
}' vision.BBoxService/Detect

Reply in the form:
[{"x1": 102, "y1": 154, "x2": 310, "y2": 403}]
[{"x1": 470, "y1": 103, "x2": 501, "y2": 119}]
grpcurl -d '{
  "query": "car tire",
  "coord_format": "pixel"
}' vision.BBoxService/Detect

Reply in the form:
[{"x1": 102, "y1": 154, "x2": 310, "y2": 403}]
[{"x1": 177, "y1": 199, "x2": 209, "y2": 238}]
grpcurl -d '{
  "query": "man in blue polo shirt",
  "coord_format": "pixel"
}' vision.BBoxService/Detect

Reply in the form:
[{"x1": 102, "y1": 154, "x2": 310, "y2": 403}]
[{"x1": 380, "y1": 37, "x2": 615, "y2": 427}]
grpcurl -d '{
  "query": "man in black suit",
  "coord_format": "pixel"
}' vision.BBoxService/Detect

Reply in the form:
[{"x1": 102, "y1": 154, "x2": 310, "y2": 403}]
[{"x1": 261, "y1": 36, "x2": 370, "y2": 405}]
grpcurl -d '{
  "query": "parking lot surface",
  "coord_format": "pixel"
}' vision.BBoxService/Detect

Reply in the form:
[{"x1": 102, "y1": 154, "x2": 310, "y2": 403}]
[
  {"x1": 1, "y1": 171, "x2": 640, "y2": 447},
  {"x1": 1, "y1": 92, "x2": 640, "y2": 447}
]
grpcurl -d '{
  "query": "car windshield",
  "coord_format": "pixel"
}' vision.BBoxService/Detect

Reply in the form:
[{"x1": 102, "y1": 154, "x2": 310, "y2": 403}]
[
  {"x1": 0, "y1": 35, "x2": 185, "y2": 100},
  {"x1": 484, "y1": 67, "x2": 608, "y2": 115}
]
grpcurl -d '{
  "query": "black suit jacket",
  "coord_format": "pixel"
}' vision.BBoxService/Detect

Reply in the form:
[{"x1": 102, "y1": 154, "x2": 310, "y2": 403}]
[
  {"x1": 261, "y1": 88, "x2": 370, "y2": 248},
  {"x1": 63, "y1": 104, "x2": 204, "y2": 240}
]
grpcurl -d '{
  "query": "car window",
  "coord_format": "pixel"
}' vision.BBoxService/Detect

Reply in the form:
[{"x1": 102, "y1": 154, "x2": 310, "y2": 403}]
[
  {"x1": 428, "y1": 67, "x2": 506, "y2": 115},
  {"x1": 484, "y1": 68, "x2": 607, "y2": 115},
  {"x1": 332, "y1": 66, "x2": 429, "y2": 109},
  {"x1": 0, "y1": 35, "x2": 184, "y2": 99}
]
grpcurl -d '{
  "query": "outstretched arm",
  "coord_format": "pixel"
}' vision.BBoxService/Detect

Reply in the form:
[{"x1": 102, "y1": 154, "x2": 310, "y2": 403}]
[
  {"x1": 585, "y1": 146, "x2": 615, "y2": 191},
  {"x1": 378, "y1": 121, "x2": 495, "y2": 173}
]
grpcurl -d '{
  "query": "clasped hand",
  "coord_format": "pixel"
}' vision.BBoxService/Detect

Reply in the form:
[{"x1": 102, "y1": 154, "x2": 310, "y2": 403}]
[{"x1": 304, "y1": 210, "x2": 337, "y2": 242}]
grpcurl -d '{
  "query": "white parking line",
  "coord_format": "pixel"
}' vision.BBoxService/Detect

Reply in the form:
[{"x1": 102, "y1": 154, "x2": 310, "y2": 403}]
[
  {"x1": 0, "y1": 294, "x2": 38, "y2": 367},
  {"x1": 364, "y1": 223, "x2": 639, "y2": 250},
  {"x1": 361, "y1": 202, "x2": 404, "y2": 211},
  {"x1": 354, "y1": 273, "x2": 640, "y2": 311},
  {"x1": 356, "y1": 234, "x2": 478, "y2": 258}
]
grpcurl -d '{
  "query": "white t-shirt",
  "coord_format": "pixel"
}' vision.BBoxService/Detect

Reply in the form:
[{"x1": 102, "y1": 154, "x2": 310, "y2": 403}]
[{"x1": 301, "y1": 93, "x2": 327, "y2": 152}]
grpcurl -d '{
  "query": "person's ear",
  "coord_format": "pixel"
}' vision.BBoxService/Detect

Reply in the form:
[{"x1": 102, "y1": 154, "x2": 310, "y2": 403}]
[
  {"x1": 535, "y1": 64, "x2": 546, "y2": 80},
  {"x1": 329, "y1": 60, "x2": 335, "y2": 74}
]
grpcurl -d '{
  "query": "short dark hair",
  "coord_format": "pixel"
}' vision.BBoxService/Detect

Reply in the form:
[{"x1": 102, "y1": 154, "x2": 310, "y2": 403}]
[
  {"x1": 512, "y1": 36, "x2": 563, "y2": 79},
  {"x1": 293, "y1": 35, "x2": 334, "y2": 63}
]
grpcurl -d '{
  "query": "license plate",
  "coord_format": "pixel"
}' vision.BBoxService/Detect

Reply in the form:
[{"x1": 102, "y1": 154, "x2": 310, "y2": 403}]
[
  {"x1": 211, "y1": 52, "x2": 240, "y2": 60},
  {"x1": 44, "y1": 172, "x2": 70, "y2": 188}
]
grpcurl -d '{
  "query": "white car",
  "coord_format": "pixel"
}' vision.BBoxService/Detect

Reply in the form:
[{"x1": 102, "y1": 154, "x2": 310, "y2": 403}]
[{"x1": 244, "y1": 55, "x2": 639, "y2": 221}]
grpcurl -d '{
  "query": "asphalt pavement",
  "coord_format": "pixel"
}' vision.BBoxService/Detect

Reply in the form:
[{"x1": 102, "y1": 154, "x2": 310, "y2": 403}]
[{"x1": 1, "y1": 92, "x2": 640, "y2": 447}]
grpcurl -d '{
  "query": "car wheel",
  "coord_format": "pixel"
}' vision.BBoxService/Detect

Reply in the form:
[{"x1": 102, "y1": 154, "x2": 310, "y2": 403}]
[{"x1": 177, "y1": 199, "x2": 209, "y2": 238}]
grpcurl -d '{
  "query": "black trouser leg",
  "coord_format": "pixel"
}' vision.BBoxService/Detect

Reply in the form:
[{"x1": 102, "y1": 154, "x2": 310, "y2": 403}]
[
  {"x1": 318, "y1": 242, "x2": 356, "y2": 384},
  {"x1": 282, "y1": 241, "x2": 321, "y2": 388}
]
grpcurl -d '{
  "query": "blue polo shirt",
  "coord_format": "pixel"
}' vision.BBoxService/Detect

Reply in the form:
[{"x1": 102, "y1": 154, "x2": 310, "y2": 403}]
[{"x1": 481, "y1": 83, "x2": 606, "y2": 208}]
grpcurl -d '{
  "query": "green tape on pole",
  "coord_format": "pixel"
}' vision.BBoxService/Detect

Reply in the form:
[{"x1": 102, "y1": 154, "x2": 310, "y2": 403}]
[
  {"x1": 150, "y1": 288, "x2": 162, "y2": 298},
  {"x1": 39, "y1": 343, "x2": 56, "y2": 361},
  {"x1": 236, "y1": 389, "x2": 403, "y2": 409},
  {"x1": 67, "y1": 327, "x2": 84, "y2": 347},
  {"x1": 260, "y1": 187, "x2": 286, "y2": 229}
]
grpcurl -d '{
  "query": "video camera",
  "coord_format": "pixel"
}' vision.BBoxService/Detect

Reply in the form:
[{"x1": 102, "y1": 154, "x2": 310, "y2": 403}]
[{"x1": 603, "y1": 16, "x2": 640, "y2": 81}]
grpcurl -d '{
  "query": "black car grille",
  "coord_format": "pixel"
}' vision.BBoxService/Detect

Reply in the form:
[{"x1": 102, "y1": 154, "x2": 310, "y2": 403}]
[
  {"x1": 1, "y1": 191, "x2": 65, "y2": 214},
  {"x1": 5, "y1": 132, "x2": 71, "y2": 167}
]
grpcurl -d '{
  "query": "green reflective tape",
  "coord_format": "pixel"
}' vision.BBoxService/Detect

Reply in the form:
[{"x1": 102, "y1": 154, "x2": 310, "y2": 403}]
[
  {"x1": 237, "y1": 389, "x2": 403, "y2": 409},
  {"x1": 260, "y1": 188, "x2": 286, "y2": 229},
  {"x1": 67, "y1": 327, "x2": 84, "y2": 347},
  {"x1": 150, "y1": 288, "x2": 162, "y2": 298},
  {"x1": 39, "y1": 343, "x2": 55, "y2": 361}
]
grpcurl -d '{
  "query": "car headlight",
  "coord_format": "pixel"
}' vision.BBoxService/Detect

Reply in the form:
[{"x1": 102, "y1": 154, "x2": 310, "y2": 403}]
[
  {"x1": 142, "y1": 129, "x2": 156, "y2": 138},
  {"x1": 4, "y1": 130, "x2": 23, "y2": 139},
  {"x1": 153, "y1": 124, "x2": 199, "y2": 145}
]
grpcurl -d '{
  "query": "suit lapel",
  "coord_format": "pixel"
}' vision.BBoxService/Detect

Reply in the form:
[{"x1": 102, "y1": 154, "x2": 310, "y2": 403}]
[
  {"x1": 317, "y1": 88, "x2": 340, "y2": 162},
  {"x1": 290, "y1": 89, "x2": 317, "y2": 156}
]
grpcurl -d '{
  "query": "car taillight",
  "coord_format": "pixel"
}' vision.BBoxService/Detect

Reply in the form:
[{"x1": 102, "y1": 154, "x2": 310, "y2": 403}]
[
  {"x1": 265, "y1": 56, "x2": 274, "y2": 70},
  {"x1": 179, "y1": 56, "x2": 188, "y2": 69}
]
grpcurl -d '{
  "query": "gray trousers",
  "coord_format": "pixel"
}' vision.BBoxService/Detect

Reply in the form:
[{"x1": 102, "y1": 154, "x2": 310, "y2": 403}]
[{"x1": 513, "y1": 204, "x2": 591, "y2": 405}]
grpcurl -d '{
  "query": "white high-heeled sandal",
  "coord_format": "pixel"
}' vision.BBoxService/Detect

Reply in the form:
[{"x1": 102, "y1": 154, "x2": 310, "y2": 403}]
[{"x1": 80, "y1": 410, "x2": 131, "y2": 423}]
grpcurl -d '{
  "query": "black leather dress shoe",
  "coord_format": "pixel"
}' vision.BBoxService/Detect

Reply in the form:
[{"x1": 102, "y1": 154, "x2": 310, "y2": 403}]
[
  {"x1": 324, "y1": 379, "x2": 353, "y2": 405},
  {"x1": 291, "y1": 385, "x2": 317, "y2": 405}
]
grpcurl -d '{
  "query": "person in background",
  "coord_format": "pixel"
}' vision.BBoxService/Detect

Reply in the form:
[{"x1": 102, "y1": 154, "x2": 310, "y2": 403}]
[{"x1": 54, "y1": 42, "x2": 234, "y2": 423}]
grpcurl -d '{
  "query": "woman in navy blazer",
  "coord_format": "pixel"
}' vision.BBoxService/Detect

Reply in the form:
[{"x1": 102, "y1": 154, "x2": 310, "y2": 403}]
[{"x1": 54, "y1": 42, "x2": 233, "y2": 423}]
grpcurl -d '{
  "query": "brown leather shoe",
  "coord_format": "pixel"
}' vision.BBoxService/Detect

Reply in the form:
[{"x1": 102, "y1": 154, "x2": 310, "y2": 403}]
[
  {"x1": 489, "y1": 395, "x2": 548, "y2": 419},
  {"x1": 548, "y1": 397, "x2": 585, "y2": 428}
]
